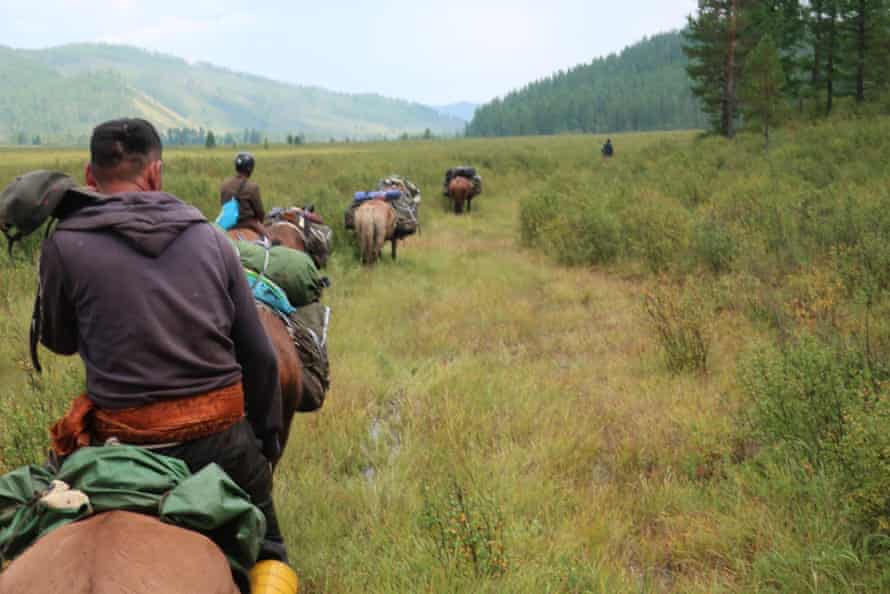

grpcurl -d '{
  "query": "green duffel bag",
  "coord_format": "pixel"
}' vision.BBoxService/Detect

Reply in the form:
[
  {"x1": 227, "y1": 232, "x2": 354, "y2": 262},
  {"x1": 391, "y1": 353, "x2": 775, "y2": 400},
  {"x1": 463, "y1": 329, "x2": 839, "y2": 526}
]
[{"x1": 234, "y1": 240, "x2": 324, "y2": 307}]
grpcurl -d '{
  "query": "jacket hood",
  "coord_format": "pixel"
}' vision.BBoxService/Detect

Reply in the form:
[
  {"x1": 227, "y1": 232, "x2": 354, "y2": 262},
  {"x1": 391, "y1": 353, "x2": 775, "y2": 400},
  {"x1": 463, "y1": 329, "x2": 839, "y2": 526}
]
[{"x1": 56, "y1": 192, "x2": 207, "y2": 257}]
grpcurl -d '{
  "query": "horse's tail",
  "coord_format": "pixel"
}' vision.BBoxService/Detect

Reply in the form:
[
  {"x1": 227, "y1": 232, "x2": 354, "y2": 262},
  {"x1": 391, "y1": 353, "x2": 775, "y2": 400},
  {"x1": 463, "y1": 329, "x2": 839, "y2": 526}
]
[
  {"x1": 372, "y1": 207, "x2": 387, "y2": 260},
  {"x1": 355, "y1": 203, "x2": 378, "y2": 265},
  {"x1": 448, "y1": 177, "x2": 472, "y2": 214}
]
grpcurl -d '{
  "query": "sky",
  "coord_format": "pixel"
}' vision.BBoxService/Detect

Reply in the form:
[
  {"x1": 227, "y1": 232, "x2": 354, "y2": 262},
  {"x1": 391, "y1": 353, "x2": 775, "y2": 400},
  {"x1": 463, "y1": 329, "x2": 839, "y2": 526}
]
[{"x1": 2, "y1": 0, "x2": 699, "y2": 106}]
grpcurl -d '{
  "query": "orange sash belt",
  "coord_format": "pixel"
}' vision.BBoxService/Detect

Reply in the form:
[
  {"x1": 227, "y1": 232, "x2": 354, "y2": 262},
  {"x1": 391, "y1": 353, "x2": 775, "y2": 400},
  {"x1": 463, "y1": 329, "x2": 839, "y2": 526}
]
[{"x1": 51, "y1": 382, "x2": 245, "y2": 456}]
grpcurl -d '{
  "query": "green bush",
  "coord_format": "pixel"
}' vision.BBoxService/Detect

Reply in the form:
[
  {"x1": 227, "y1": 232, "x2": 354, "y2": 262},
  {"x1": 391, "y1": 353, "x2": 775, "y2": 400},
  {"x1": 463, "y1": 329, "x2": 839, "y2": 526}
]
[
  {"x1": 833, "y1": 394, "x2": 890, "y2": 536},
  {"x1": 518, "y1": 189, "x2": 556, "y2": 246},
  {"x1": 622, "y1": 191, "x2": 690, "y2": 273},
  {"x1": 542, "y1": 205, "x2": 622, "y2": 266},
  {"x1": 739, "y1": 336, "x2": 871, "y2": 465},
  {"x1": 693, "y1": 218, "x2": 736, "y2": 274}
]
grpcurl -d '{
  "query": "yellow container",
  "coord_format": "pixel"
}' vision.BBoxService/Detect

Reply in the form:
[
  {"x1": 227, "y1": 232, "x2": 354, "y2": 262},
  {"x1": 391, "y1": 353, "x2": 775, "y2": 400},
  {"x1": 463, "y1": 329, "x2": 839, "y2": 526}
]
[{"x1": 249, "y1": 560, "x2": 299, "y2": 594}]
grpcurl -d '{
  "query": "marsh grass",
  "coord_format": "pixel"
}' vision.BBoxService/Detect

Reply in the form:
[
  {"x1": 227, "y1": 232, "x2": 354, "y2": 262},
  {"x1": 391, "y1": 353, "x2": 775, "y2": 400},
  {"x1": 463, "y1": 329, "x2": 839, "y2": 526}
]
[
  {"x1": 1, "y1": 128, "x2": 887, "y2": 591},
  {"x1": 644, "y1": 281, "x2": 712, "y2": 374}
]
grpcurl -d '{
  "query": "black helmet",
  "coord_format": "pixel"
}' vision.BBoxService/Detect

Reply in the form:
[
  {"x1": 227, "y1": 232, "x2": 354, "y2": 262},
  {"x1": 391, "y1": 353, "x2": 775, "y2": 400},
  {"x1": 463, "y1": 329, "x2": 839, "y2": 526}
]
[{"x1": 234, "y1": 152, "x2": 255, "y2": 174}]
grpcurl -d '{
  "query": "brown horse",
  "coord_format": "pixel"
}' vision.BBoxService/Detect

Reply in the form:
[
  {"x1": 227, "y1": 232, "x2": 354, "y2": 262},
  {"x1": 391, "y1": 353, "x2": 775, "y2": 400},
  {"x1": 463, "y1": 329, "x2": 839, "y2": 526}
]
[
  {"x1": 447, "y1": 176, "x2": 475, "y2": 214},
  {"x1": 354, "y1": 199, "x2": 397, "y2": 265},
  {"x1": 227, "y1": 223, "x2": 306, "y2": 253},
  {"x1": 257, "y1": 304, "x2": 303, "y2": 455},
  {"x1": 0, "y1": 511, "x2": 240, "y2": 593}
]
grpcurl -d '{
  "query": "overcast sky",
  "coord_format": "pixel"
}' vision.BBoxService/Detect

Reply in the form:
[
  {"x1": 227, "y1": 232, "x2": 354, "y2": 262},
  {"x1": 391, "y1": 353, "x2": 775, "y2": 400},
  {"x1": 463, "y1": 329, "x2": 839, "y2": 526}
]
[{"x1": 2, "y1": 0, "x2": 698, "y2": 106}]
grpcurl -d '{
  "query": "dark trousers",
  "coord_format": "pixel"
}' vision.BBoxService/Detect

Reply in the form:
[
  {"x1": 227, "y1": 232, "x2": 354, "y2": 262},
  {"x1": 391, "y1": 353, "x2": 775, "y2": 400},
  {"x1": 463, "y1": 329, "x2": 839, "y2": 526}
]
[{"x1": 155, "y1": 420, "x2": 288, "y2": 564}]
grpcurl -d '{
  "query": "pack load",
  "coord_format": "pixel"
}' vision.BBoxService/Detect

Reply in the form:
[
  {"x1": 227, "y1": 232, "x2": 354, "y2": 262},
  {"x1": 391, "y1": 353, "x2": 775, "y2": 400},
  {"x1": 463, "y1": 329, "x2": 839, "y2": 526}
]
[
  {"x1": 244, "y1": 269, "x2": 296, "y2": 316},
  {"x1": 287, "y1": 301, "x2": 330, "y2": 412},
  {"x1": 443, "y1": 166, "x2": 483, "y2": 197},
  {"x1": 344, "y1": 176, "x2": 421, "y2": 237},
  {"x1": 234, "y1": 239, "x2": 325, "y2": 307},
  {"x1": 379, "y1": 175, "x2": 421, "y2": 237},
  {"x1": 353, "y1": 190, "x2": 403, "y2": 202},
  {"x1": 234, "y1": 236, "x2": 331, "y2": 412},
  {"x1": 344, "y1": 191, "x2": 397, "y2": 230},
  {"x1": 0, "y1": 445, "x2": 265, "y2": 576},
  {"x1": 266, "y1": 206, "x2": 334, "y2": 269}
]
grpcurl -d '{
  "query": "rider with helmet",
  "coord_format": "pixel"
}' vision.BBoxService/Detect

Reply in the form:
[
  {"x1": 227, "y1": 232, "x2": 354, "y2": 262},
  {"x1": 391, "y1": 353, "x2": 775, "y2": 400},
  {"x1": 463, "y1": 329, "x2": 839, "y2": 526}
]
[{"x1": 220, "y1": 152, "x2": 266, "y2": 235}]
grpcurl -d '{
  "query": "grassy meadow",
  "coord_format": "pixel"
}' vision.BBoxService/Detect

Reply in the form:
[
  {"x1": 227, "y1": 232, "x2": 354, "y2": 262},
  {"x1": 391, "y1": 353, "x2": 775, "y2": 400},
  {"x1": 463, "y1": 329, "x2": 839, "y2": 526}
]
[{"x1": 1, "y1": 124, "x2": 888, "y2": 593}]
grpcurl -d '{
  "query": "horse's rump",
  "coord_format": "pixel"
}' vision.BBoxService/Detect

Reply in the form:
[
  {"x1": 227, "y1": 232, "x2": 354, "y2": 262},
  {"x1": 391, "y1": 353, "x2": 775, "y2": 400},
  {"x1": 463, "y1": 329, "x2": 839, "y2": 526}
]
[
  {"x1": 226, "y1": 227, "x2": 264, "y2": 244},
  {"x1": 448, "y1": 176, "x2": 474, "y2": 214},
  {"x1": 0, "y1": 511, "x2": 239, "y2": 594},
  {"x1": 448, "y1": 176, "x2": 473, "y2": 196},
  {"x1": 354, "y1": 200, "x2": 396, "y2": 265}
]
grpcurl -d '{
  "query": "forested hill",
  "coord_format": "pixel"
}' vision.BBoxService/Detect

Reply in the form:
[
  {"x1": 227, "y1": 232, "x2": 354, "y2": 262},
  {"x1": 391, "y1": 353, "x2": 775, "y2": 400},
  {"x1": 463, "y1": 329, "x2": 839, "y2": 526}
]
[
  {"x1": 0, "y1": 44, "x2": 464, "y2": 144},
  {"x1": 467, "y1": 32, "x2": 706, "y2": 136}
]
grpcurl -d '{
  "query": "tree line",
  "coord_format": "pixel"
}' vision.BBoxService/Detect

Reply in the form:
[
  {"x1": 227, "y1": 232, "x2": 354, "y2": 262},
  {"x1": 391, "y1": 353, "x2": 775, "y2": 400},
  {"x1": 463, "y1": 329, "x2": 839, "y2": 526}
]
[
  {"x1": 164, "y1": 127, "x2": 287, "y2": 149},
  {"x1": 466, "y1": 32, "x2": 708, "y2": 137},
  {"x1": 686, "y1": 0, "x2": 890, "y2": 141}
]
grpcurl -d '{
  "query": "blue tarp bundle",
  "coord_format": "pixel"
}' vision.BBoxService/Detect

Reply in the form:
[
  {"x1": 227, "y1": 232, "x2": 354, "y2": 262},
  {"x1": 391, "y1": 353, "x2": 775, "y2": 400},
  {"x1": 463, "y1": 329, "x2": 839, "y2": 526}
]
[{"x1": 352, "y1": 190, "x2": 402, "y2": 203}]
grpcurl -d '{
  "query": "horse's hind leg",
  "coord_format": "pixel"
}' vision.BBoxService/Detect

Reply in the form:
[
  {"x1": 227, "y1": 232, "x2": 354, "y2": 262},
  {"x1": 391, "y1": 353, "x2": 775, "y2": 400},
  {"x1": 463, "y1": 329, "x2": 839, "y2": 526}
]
[{"x1": 391, "y1": 238, "x2": 398, "y2": 260}]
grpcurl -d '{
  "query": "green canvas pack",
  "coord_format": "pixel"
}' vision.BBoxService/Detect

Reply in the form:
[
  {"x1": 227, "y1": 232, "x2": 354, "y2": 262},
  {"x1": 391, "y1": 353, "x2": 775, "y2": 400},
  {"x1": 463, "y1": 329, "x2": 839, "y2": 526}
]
[
  {"x1": 234, "y1": 240, "x2": 324, "y2": 307},
  {"x1": 0, "y1": 445, "x2": 265, "y2": 575}
]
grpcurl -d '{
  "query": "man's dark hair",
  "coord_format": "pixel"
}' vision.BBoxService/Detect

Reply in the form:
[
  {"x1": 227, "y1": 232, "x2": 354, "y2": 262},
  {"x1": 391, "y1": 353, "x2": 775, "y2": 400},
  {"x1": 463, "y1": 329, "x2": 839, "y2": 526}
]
[{"x1": 90, "y1": 118, "x2": 163, "y2": 183}]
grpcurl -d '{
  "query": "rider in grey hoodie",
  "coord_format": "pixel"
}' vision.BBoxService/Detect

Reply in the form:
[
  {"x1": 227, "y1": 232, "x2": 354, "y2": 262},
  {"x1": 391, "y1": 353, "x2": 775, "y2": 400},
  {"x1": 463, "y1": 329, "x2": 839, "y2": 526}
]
[{"x1": 37, "y1": 119, "x2": 289, "y2": 581}]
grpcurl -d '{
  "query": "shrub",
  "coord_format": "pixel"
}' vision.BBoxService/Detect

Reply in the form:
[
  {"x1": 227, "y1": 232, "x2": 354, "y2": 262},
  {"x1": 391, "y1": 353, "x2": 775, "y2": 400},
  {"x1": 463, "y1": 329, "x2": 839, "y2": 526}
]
[
  {"x1": 542, "y1": 205, "x2": 622, "y2": 266},
  {"x1": 833, "y1": 394, "x2": 890, "y2": 536},
  {"x1": 739, "y1": 336, "x2": 871, "y2": 465},
  {"x1": 419, "y1": 480, "x2": 508, "y2": 578},
  {"x1": 518, "y1": 190, "x2": 555, "y2": 246},
  {"x1": 644, "y1": 281, "x2": 712, "y2": 374},
  {"x1": 693, "y1": 218, "x2": 736, "y2": 274},
  {"x1": 622, "y1": 191, "x2": 690, "y2": 273}
]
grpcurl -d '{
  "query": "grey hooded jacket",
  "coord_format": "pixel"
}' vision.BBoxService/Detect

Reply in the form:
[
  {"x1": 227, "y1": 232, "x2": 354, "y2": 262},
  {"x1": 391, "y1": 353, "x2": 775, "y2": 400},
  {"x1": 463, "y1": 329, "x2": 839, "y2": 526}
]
[{"x1": 38, "y1": 191, "x2": 283, "y2": 452}]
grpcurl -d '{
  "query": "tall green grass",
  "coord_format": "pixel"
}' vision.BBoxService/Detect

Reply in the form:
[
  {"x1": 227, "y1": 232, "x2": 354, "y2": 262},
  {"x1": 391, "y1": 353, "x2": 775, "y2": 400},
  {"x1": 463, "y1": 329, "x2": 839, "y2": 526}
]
[
  {"x1": 3, "y1": 126, "x2": 888, "y2": 592},
  {"x1": 521, "y1": 116, "x2": 890, "y2": 592}
]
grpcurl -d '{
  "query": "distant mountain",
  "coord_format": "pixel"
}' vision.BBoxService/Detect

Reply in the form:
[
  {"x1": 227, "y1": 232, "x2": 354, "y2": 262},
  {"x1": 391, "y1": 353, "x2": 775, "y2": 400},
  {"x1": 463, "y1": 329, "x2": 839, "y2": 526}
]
[
  {"x1": 433, "y1": 102, "x2": 479, "y2": 122},
  {"x1": 0, "y1": 43, "x2": 465, "y2": 143},
  {"x1": 467, "y1": 31, "x2": 706, "y2": 137}
]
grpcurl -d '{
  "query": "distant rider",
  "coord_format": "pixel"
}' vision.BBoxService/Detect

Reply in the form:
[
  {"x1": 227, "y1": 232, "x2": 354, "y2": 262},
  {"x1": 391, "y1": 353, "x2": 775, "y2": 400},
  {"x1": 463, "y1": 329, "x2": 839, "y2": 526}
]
[
  {"x1": 220, "y1": 152, "x2": 266, "y2": 235},
  {"x1": 601, "y1": 138, "x2": 614, "y2": 158}
]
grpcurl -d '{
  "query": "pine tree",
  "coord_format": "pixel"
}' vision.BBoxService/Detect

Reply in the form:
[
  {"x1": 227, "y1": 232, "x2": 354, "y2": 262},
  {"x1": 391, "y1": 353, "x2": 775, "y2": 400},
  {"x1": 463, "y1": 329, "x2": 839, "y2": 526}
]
[
  {"x1": 684, "y1": 0, "x2": 752, "y2": 137},
  {"x1": 843, "y1": 0, "x2": 890, "y2": 102},
  {"x1": 205, "y1": 131, "x2": 216, "y2": 149},
  {"x1": 807, "y1": 0, "x2": 843, "y2": 114},
  {"x1": 748, "y1": 1, "x2": 806, "y2": 100},
  {"x1": 741, "y1": 35, "x2": 787, "y2": 151}
]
